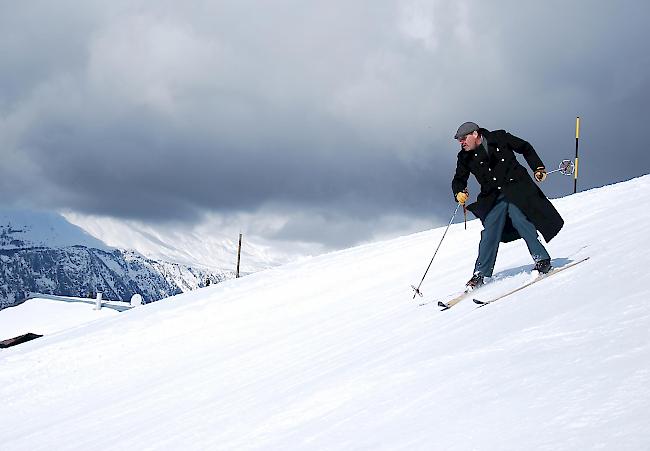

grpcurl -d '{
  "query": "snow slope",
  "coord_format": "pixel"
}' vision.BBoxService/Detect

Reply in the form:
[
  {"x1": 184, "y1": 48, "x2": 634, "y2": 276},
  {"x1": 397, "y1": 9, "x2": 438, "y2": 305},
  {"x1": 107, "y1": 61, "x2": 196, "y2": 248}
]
[{"x1": 1, "y1": 176, "x2": 649, "y2": 450}]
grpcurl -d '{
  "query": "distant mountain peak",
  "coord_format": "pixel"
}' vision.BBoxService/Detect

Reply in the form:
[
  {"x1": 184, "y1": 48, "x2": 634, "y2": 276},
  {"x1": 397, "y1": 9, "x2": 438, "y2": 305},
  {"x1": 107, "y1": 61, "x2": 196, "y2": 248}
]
[{"x1": 0, "y1": 208, "x2": 110, "y2": 250}]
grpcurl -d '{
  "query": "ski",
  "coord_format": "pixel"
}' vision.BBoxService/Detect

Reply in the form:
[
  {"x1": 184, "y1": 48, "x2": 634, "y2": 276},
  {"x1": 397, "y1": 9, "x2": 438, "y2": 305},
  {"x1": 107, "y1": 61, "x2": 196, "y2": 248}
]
[
  {"x1": 436, "y1": 282, "x2": 488, "y2": 310},
  {"x1": 473, "y1": 257, "x2": 590, "y2": 307},
  {"x1": 417, "y1": 289, "x2": 471, "y2": 308},
  {"x1": 437, "y1": 290, "x2": 471, "y2": 310},
  {"x1": 417, "y1": 290, "x2": 463, "y2": 307}
]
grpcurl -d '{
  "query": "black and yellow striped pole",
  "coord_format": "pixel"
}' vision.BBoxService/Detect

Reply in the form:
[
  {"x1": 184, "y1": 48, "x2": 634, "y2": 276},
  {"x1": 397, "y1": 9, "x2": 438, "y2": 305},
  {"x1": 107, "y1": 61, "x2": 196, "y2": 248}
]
[{"x1": 574, "y1": 116, "x2": 580, "y2": 193}]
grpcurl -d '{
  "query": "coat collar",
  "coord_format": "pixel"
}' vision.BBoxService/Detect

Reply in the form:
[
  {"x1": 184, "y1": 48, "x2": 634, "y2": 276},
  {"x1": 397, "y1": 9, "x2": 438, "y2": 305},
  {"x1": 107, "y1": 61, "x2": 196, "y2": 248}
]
[{"x1": 480, "y1": 128, "x2": 498, "y2": 147}]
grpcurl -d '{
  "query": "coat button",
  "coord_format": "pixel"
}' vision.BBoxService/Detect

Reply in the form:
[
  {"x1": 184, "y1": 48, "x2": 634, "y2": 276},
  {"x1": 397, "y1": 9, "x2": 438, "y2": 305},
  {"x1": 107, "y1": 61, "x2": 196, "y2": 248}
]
[
  {"x1": 498, "y1": 186, "x2": 501, "y2": 190},
  {"x1": 493, "y1": 177, "x2": 497, "y2": 181},
  {"x1": 501, "y1": 158, "x2": 505, "y2": 162},
  {"x1": 488, "y1": 168, "x2": 491, "y2": 171}
]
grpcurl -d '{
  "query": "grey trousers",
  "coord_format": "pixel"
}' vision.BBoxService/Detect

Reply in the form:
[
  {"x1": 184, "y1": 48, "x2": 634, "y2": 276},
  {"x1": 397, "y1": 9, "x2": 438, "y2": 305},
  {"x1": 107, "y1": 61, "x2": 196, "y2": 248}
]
[{"x1": 474, "y1": 195, "x2": 550, "y2": 277}]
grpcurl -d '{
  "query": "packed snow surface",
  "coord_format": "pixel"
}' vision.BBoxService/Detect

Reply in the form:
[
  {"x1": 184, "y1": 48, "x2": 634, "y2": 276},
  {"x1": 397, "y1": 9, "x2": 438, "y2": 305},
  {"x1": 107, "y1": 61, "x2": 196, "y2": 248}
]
[{"x1": 1, "y1": 176, "x2": 649, "y2": 450}]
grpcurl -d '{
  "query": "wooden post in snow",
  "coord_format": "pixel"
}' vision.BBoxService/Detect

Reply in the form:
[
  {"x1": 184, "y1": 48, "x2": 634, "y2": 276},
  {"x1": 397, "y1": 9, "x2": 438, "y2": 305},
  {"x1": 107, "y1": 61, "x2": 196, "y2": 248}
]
[{"x1": 236, "y1": 233, "x2": 242, "y2": 278}]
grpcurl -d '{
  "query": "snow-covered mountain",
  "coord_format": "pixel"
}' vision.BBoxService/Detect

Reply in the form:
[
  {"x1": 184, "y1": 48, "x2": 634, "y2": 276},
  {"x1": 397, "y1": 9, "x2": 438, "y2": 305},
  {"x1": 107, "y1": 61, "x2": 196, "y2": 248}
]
[
  {"x1": 0, "y1": 209, "x2": 235, "y2": 309},
  {"x1": 1, "y1": 175, "x2": 649, "y2": 450},
  {"x1": 0, "y1": 245, "x2": 233, "y2": 309}
]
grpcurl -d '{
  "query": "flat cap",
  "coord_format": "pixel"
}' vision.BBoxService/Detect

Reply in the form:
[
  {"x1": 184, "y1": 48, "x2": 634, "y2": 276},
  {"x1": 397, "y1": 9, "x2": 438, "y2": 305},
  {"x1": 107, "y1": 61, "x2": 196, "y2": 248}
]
[{"x1": 454, "y1": 121, "x2": 479, "y2": 139}]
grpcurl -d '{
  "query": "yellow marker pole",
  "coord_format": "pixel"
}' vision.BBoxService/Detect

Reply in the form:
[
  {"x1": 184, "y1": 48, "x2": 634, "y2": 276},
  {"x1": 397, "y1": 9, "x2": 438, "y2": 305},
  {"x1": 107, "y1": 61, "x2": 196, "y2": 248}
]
[{"x1": 574, "y1": 116, "x2": 580, "y2": 193}]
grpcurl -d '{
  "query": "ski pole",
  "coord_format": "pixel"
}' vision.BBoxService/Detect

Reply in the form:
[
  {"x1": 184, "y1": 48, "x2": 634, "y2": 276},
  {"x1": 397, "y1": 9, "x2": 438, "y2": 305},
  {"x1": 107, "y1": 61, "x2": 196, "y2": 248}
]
[{"x1": 411, "y1": 202, "x2": 462, "y2": 299}]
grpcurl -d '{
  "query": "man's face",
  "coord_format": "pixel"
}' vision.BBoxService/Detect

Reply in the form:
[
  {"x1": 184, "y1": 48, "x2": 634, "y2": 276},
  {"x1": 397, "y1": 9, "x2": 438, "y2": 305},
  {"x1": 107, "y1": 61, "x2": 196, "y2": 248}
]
[{"x1": 458, "y1": 131, "x2": 481, "y2": 151}]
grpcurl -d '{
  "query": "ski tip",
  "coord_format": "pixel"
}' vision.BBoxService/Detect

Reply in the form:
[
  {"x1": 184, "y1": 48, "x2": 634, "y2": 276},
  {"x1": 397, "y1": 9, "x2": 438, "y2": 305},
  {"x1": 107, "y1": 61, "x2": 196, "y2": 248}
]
[
  {"x1": 437, "y1": 301, "x2": 448, "y2": 308},
  {"x1": 472, "y1": 298, "x2": 486, "y2": 305}
]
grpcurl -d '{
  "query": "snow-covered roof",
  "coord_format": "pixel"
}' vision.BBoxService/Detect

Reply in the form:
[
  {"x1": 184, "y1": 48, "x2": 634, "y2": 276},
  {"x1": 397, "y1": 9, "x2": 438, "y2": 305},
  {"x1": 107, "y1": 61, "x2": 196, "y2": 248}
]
[{"x1": 0, "y1": 295, "x2": 124, "y2": 341}]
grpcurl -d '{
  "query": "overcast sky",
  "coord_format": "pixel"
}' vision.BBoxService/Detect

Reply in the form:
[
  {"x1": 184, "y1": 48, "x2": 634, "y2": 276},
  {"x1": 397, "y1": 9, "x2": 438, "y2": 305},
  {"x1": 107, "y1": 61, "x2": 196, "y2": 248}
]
[{"x1": 1, "y1": 0, "x2": 649, "y2": 255}]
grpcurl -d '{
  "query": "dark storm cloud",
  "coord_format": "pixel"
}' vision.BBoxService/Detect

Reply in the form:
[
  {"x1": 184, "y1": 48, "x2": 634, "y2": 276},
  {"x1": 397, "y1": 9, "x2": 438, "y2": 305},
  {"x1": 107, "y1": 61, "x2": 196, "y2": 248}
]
[{"x1": 1, "y1": 0, "x2": 649, "y2": 249}]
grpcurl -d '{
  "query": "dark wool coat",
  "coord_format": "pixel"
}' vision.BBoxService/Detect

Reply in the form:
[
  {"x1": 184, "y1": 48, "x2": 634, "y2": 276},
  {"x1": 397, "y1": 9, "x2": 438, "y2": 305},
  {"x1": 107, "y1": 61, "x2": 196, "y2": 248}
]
[{"x1": 451, "y1": 128, "x2": 564, "y2": 243}]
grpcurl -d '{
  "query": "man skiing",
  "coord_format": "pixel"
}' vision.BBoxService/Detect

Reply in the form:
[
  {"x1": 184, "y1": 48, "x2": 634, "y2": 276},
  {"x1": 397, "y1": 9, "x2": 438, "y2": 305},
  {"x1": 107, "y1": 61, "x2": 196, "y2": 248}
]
[{"x1": 451, "y1": 121, "x2": 564, "y2": 290}]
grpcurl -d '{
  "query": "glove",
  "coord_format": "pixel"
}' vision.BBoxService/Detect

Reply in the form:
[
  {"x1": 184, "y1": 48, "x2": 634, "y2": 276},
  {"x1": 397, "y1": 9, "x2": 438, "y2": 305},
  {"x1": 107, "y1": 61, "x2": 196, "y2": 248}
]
[
  {"x1": 456, "y1": 191, "x2": 469, "y2": 205},
  {"x1": 534, "y1": 167, "x2": 547, "y2": 182}
]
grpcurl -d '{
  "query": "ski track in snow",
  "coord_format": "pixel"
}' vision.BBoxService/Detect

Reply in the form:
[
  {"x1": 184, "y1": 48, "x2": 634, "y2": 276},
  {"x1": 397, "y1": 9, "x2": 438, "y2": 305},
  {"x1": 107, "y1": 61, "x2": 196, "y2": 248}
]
[{"x1": 1, "y1": 176, "x2": 650, "y2": 450}]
